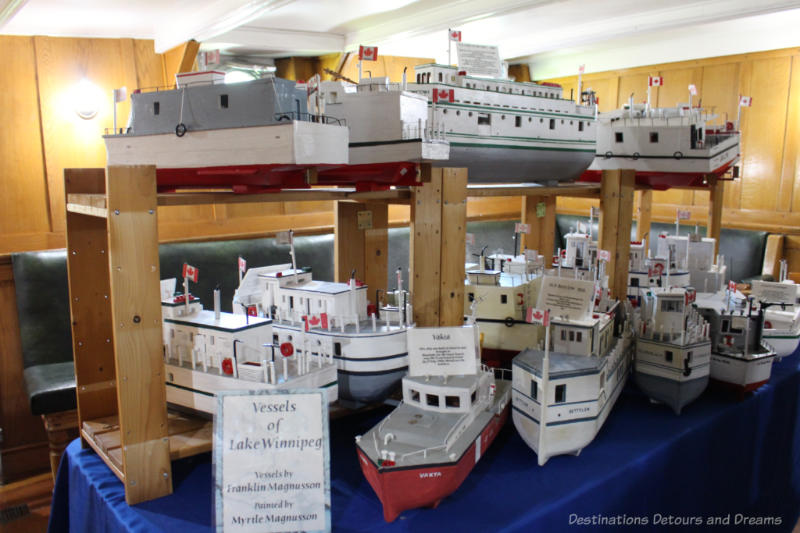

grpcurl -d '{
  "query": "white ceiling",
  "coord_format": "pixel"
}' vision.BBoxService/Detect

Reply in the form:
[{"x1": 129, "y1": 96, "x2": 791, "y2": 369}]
[{"x1": 2, "y1": 0, "x2": 800, "y2": 77}]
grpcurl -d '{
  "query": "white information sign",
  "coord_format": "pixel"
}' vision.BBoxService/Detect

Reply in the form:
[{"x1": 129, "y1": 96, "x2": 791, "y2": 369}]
[
  {"x1": 751, "y1": 281, "x2": 797, "y2": 305},
  {"x1": 536, "y1": 277, "x2": 594, "y2": 321},
  {"x1": 456, "y1": 42, "x2": 502, "y2": 78},
  {"x1": 214, "y1": 390, "x2": 330, "y2": 533},
  {"x1": 407, "y1": 325, "x2": 478, "y2": 377}
]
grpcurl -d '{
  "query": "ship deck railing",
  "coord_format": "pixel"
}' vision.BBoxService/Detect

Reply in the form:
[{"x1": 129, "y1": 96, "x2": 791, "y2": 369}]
[{"x1": 273, "y1": 111, "x2": 346, "y2": 126}]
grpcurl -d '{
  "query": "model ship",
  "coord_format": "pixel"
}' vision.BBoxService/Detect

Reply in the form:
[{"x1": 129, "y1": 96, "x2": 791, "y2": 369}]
[
  {"x1": 634, "y1": 287, "x2": 712, "y2": 414},
  {"x1": 695, "y1": 291, "x2": 777, "y2": 394},
  {"x1": 160, "y1": 279, "x2": 338, "y2": 414},
  {"x1": 750, "y1": 274, "x2": 800, "y2": 358},
  {"x1": 582, "y1": 82, "x2": 742, "y2": 189},
  {"x1": 355, "y1": 324, "x2": 511, "y2": 522},
  {"x1": 511, "y1": 276, "x2": 633, "y2": 465},
  {"x1": 104, "y1": 71, "x2": 349, "y2": 192},
  {"x1": 408, "y1": 64, "x2": 597, "y2": 183},
  {"x1": 232, "y1": 235, "x2": 410, "y2": 406}
]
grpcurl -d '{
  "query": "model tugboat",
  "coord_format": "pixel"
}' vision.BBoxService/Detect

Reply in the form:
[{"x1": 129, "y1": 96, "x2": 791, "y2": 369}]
[
  {"x1": 160, "y1": 278, "x2": 338, "y2": 414},
  {"x1": 355, "y1": 324, "x2": 511, "y2": 522},
  {"x1": 696, "y1": 290, "x2": 777, "y2": 394},
  {"x1": 104, "y1": 71, "x2": 349, "y2": 192},
  {"x1": 582, "y1": 80, "x2": 745, "y2": 189},
  {"x1": 634, "y1": 286, "x2": 712, "y2": 414},
  {"x1": 511, "y1": 276, "x2": 633, "y2": 465},
  {"x1": 232, "y1": 233, "x2": 410, "y2": 406},
  {"x1": 408, "y1": 63, "x2": 597, "y2": 183},
  {"x1": 750, "y1": 275, "x2": 800, "y2": 358}
]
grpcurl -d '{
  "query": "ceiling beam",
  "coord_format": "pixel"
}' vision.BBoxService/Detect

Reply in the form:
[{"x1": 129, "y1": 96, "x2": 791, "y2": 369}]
[{"x1": 211, "y1": 26, "x2": 344, "y2": 54}]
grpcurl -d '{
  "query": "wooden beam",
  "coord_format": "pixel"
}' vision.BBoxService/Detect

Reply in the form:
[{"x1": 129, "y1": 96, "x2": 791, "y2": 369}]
[
  {"x1": 707, "y1": 175, "x2": 725, "y2": 258},
  {"x1": 105, "y1": 165, "x2": 171, "y2": 504},
  {"x1": 599, "y1": 169, "x2": 635, "y2": 301},
  {"x1": 410, "y1": 167, "x2": 443, "y2": 327},
  {"x1": 762, "y1": 234, "x2": 785, "y2": 279},
  {"x1": 439, "y1": 168, "x2": 467, "y2": 327},
  {"x1": 333, "y1": 201, "x2": 388, "y2": 301},
  {"x1": 162, "y1": 40, "x2": 200, "y2": 84},
  {"x1": 467, "y1": 183, "x2": 600, "y2": 198},
  {"x1": 636, "y1": 189, "x2": 652, "y2": 242},
  {"x1": 521, "y1": 196, "x2": 556, "y2": 258}
]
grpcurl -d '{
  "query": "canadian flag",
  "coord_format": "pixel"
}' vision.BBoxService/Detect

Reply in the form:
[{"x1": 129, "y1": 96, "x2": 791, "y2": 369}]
[
  {"x1": 578, "y1": 64, "x2": 585, "y2": 74},
  {"x1": 238, "y1": 256, "x2": 246, "y2": 273},
  {"x1": 182, "y1": 263, "x2": 198, "y2": 283},
  {"x1": 729, "y1": 280, "x2": 737, "y2": 292},
  {"x1": 246, "y1": 305, "x2": 258, "y2": 317},
  {"x1": 648, "y1": 76, "x2": 664, "y2": 87},
  {"x1": 359, "y1": 45, "x2": 378, "y2": 61},
  {"x1": 739, "y1": 95, "x2": 753, "y2": 107},
  {"x1": 688, "y1": 83, "x2": 697, "y2": 96},
  {"x1": 432, "y1": 88, "x2": 454, "y2": 103},
  {"x1": 449, "y1": 29, "x2": 462, "y2": 42},
  {"x1": 526, "y1": 307, "x2": 550, "y2": 326},
  {"x1": 320, "y1": 312, "x2": 329, "y2": 330}
]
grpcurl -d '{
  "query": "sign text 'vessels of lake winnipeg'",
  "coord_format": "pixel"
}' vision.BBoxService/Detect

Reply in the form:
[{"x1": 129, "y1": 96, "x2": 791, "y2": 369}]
[
  {"x1": 407, "y1": 325, "x2": 478, "y2": 377},
  {"x1": 214, "y1": 390, "x2": 330, "y2": 533}
]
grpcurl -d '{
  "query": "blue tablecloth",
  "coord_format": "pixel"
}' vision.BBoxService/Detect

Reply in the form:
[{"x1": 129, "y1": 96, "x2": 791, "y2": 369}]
[{"x1": 49, "y1": 353, "x2": 800, "y2": 532}]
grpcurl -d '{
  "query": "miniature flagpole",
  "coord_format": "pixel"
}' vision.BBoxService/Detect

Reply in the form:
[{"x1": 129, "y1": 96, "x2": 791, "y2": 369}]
[
  {"x1": 675, "y1": 213, "x2": 680, "y2": 237},
  {"x1": 214, "y1": 286, "x2": 221, "y2": 321},
  {"x1": 646, "y1": 84, "x2": 651, "y2": 115},
  {"x1": 289, "y1": 230, "x2": 298, "y2": 285},
  {"x1": 448, "y1": 31, "x2": 452, "y2": 66},
  {"x1": 538, "y1": 313, "x2": 550, "y2": 467},
  {"x1": 358, "y1": 59, "x2": 362, "y2": 82},
  {"x1": 183, "y1": 276, "x2": 189, "y2": 314}
]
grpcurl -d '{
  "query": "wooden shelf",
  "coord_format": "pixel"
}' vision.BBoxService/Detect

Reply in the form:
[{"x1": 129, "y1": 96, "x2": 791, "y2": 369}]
[
  {"x1": 81, "y1": 411, "x2": 212, "y2": 482},
  {"x1": 466, "y1": 182, "x2": 600, "y2": 198}
]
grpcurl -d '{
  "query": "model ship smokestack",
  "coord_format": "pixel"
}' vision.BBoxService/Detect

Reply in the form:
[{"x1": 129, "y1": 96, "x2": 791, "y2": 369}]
[{"x1": 214, "y1": 286, "x2": 221, "y2": 321}]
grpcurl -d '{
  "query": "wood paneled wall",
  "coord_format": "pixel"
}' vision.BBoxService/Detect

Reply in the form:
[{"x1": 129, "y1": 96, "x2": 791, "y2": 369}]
[{"x1": 540, "y1": 47, "x2": 800, "y2": 232}]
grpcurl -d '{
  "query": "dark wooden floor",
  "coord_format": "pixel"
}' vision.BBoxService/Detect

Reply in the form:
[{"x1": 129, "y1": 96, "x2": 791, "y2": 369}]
[{"x1": 0, "y1": 472, "x2": 52, "y2": 533}]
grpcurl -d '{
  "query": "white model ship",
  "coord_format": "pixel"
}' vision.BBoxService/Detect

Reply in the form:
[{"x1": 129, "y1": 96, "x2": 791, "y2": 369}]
[
  {"x1": 512, "y1": 275, "x2": 633, "y2": 465},
  {"x1": 104, "y1": 71, "x2": 348, "y2": 191},
  {"x1": 750, "y1": 272, "x2": 800, "y2": 358},
  {"x1": 316, "y1": 74, "x2": 449, "y2": 166},
  {"x1": 160, "y1": 279, "x2": 338, "y2": 414},
  {"x1": 583, "y1": 85, "x2": 742, "y2": 189},
  {"x1": 233, "y1": 237, "x2": 410, "y2": 406},
  {"x1": 634, "y1": 287, "x2": 712, "y2": 414},
  {"x1": 408, "y1": 64, "x2": 597, "y2": 183},
  {"x1": 695, "y1": 291, "x2": 777, "y2": 394},
  {"x1": 355, "y1": 325, "x2": 510, "y2": 522}
]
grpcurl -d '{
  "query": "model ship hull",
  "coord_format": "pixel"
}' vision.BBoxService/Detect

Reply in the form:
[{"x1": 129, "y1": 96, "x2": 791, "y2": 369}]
[
  {"x1": 356, "y1": 399, "x2": 509, "y2": 522},
  {"x1": 634, "y1": 338, "x2": 711, "y2": 414},
  {"x1": 273, "y1": 322, "x2": 408, "y2": 406},
  {"x1": 710, "y1": 347, "x2": 777, "y2": 393},
  {"x1": 761, "y1": 332, "x2": 800, "y2": 359},
  {"x1": 164, "y1": 361, "x2": 338, "y2": 414},
  {"x1": 512, "y1": 336, "x2": 631, "y2": 464}
]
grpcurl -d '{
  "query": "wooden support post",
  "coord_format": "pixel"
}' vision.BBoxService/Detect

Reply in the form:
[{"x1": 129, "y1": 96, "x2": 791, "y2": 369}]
[
  {"x1": 334, "y1": 201, "x2": 388, "y2": 302},
  {"x1": 707, "y1": 175, "x2": 725, "y2": 258},
  {"x1": 636, "y1": 189, "x2": 652, "y2": 243},
  {"x1": 64, "y1": 169, "x2": 118, "y2": 442},
  {"x1": 106, "y1": 165, "x2": 171, "y2": 504},
  {"x1": 410, "y1": 168, "x2": 468, "y2": 327},
  {"x1": 599, "y1": 169, "x2": 635, "y2": 301},
  {"x1": 762, "y1": 234, "x2": 785, "y2": 279},
  {"x1": 521, "y1": 195, "x2": 556, "y2": 257}
]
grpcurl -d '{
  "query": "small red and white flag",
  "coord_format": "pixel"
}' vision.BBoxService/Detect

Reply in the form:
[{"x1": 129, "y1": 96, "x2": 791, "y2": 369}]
[
  {"x1": 246, "y1": 305, "x2": 258, "y2": 317},
  {"x1": 676, "y1": 209, "x2": 691, "y2": 220},
  {"x1": 238, "y1": 256, "x2": 246, "y2": 273},
  {"x1": 514, "y1": 222, "x2": 531, "y2": 234},
  {"x1": 688, "y1": 84, "x2": 697, "y2": 96},
  {"x1": 598, "y1": 249, "x2": 611, "y2": 262},
  {"x1": 526, "y1": 307, "x2": 550, "y2": 326},
  {"x1": 578, "y1": 64, "x2": 585, "y2": 74},
  {"x1": 320, "y1": 312, "x2": 329, "y2": 330},
  {"x1": 648, "y1": 76, "x2": 663, "y2": 87},
  {"x1": 432, "y1": 88, "x2": 455, "y2": 103},
  {"x1": 739, "y1": 95, "x2": 752, "y2": 107},
  {"x1": 448, "y1": 29, "x2": 462, "y2": 42},
  {"x1": 728, "y1": 280, "x2": 737, "y2": 292},
  {"x1": 358, "y1": 45, "x2": 378, "y2": 61},
  {"x1": 182, "y1": 263, "x2": 198, "y2": 283}
]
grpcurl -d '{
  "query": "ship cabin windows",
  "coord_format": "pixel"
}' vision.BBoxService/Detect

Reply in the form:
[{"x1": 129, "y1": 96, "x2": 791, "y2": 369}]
[
  {"x1": 289, "y1": 296, "x2": 294, "y2": 309},
  {"x1": 650, "y1": 132, "x2": 659, "y2": 143},
  {"x1": 334, "y1": 342, "x2": 342, "y2": 356},
  {"x1": 411, "y1": 390, "x2": 420, "y2": 402},
  {"x1": 468, "y1": 292, "x2": 475, "y2": 302},
  {"x1": 438, "y1": 72, "x2": 443, "y2": 82},
  {"x1": 501, "y1": 294, "x2": 508, "y2": 304},
  {"x1": 660, "y1": 299, "x2": 682, "y2": 313},
  {"x1": 426, "y1": 394, "x2": 439, "y2": 407},
  {"x1": 515, "y1": 116, "x2": 522, "y2": 127},
  {"x1": 555, "y1": 384, "x2": 566, "y2": 403},
  {"x1": 153, "y1": 101, "x2": 160, "y2": 115},
  {"x1": 273, "y1": 333, "x2": 279, "y2": 345},
  {"x1": 665, "y1": 350, "x2": 674, "y2": 362},
  {"x1": 549, "y1": 119, "x2": 555, "y2": 129},
  {"x1": 615, "y1": 132, "x2": 624, "y2": 143},
  {"x1": 530, "y1": 380, "x2": 538, "y2": 400},
  {"x1": 220, "y1": 94, "x2": 229, "y2": 109},
  {"x1": 471, "y1": 390, "x2": 477, "y2": 404},
  {"x1": 445, "y1": 395, "x2": 460, "y2": 408},
  {"x1": 579, "y1": 121, "x2": 584, "y2": 132},
  {"x1": 477, "y1": 114, "x2": 491, "y2": 125}
]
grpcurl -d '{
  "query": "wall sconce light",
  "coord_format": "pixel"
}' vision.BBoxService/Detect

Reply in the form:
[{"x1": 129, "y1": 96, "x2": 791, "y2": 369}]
[{"x1": 73, "y1": 78, "x2": 104, "y2": 120}]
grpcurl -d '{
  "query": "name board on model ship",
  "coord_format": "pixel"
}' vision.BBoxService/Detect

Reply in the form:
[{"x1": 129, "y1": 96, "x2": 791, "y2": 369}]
[{"x1": 407, "y1": 64, "x2": 597, "y2": 183}]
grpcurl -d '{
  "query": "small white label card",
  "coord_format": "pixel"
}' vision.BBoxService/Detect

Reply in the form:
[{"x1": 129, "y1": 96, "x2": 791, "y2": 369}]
[
  {"x1": 407, "y1": 325, "x2": 478, "y2": 377},
  {"x1": 536, "y1": 276, "x2": 595, "y2": 321},
  {"x1": 214, "y1": 390, "x2": 330, "y2": 533},
  {"x1": 751, "y1": 280, "x2": 797, "y2": 305}
]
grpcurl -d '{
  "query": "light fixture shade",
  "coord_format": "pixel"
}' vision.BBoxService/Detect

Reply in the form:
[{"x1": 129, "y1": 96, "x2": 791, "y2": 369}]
[{"x1": 73, "y1": 78, "x2": 103, "y2": 120}]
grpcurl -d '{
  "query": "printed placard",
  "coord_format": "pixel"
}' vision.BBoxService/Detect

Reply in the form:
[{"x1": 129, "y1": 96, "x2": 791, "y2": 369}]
[
  {"x1": 536, "y1": 201, "x2": 547, "y2": 218},
  {"x1": 514, "y1": 222, "x2": 531, "y2": 234},
  {"x1": 456, "y1": 42, "x2": 502, "y2": 78},
  {"x1": 751, "y1": 281, "x2": 797, "y2": 305},
  {"x1": 597, "y1": 249, "x2": 611, "y2": 262},
  {"x1": 676, "y1": 209, "x2": 691, "y2": 220},
  {"x1": 214, "y1": 390, "x2": 330, "y2": 533},
  {"x1": 536, "y1": 277, "x2": 594, "y2": 321},
  {"x1": 407, "y1": 325, "x2": 478, "y2": 377}
]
